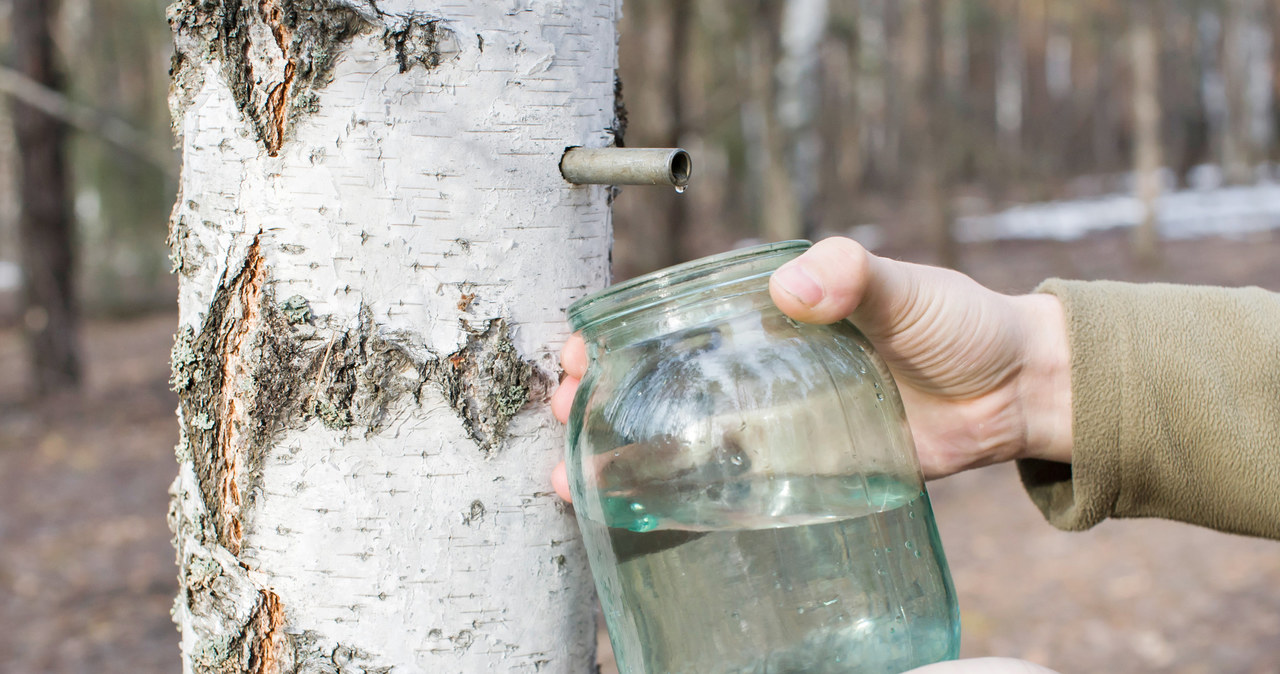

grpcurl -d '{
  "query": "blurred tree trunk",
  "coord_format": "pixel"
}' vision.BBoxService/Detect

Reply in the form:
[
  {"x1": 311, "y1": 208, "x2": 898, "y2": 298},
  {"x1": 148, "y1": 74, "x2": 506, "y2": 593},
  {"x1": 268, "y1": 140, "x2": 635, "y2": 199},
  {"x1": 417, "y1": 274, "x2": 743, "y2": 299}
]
[
  {"x1": 11, "y1": 0, "x2": 80, "y2": 396},
  {"x1": 1222, "y1": 0, "x2": 1248, "y2": 182},
  {"x1": 996, "y1": 0, "x2": 1024, "y2": 157},
  {"x1": 1131, "y1": 1, "x2": 1162, "y2": 266},
  {"x1": 744, "y1": 3, "x2": 801, "y2": 243},
  {"x1": 166, "y1": 2, "x2": 615, "y2": 671},
  {"x1": 1197, "y1": 5, "x2": 1229, "y2": 178},
  {"x1": 776, "y1": 0, "x2": 829, "y2": 240},
  {"x1": 826, "y1": 2, "x2": 864, "y2": 217},
  {"x1": 856, "y1": 0, "x2": 888, "y2": 186},
  {"x1": 920, "y1": 0, "x2": 955, "y2": 269},
  {"x1": 1020, "y1": 0, "x2": 1049, "y2": 179},
  {"x1": 1272, "y1": 0, "x2": 1280, "y2": 162},
  {"x1": 1222, "y1": 0, "x2": 1266, "y2": 184},
  {"x1": 942, "y1": 1, "x2": 968, "y2": 97}
]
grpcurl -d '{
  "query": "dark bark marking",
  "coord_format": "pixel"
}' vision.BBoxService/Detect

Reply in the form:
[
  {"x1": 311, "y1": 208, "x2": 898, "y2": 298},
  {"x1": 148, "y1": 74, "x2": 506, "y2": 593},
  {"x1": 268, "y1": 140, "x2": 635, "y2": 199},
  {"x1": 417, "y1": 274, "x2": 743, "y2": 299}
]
[
  {"x1": 187, "y1": 586, "x2": 289, "y2": 674},
  {"x1": 426, "y1": 318, "x2": 552, "y2": 454},
  {"x1": 610, "y1": 71, "x2": 628, "y2": 147},
  {"x1": 173, "y1": 236, "x2": 302, "y2": 555},
  {"x1": 381, "y1": 14, "x2": 452, "y2": 73},
  {"x1": 175, "y1": 290, "x2": 550, "y2": 552},
  {"x1": 172, "y1": 251, "x2": 420, "y2": 553},
  {"x1": 168, "y1": 0, "x2": 370, "y2": 155},
  {"x1": 289, "y1": 632, "x2": 392, "y2": 673},
  {"x1": 169, "y1": 2, "x2": 459, "y2": 154},
  {"x1": 302, "y1": 308, "x2": 419, "y2": 434},
  {"x1": 451, "y1": 629, "x2": 475, "y2": 651},
  {"x1": 174, "y1": 266, "x2": 547, "y2": 560},
  {"x1": 461, "y1": 499, "x2": 486, "y2": 526},
  {"x1": 174, "y1": 291, "x2": 548, "y2": 557},
  {"x1": 167, "y1": 213, "x2": 214, "y2": 279},
  {"x1": 259, "y1": 0, "x2": 297, "y2": 156}
]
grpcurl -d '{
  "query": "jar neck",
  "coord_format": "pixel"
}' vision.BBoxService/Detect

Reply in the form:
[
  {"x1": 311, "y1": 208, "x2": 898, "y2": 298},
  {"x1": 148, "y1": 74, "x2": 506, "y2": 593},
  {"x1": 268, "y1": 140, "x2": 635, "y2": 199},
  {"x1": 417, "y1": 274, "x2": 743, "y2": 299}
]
[{"x1": 568, "y1": 241, "x2": 810, "y2": 351}]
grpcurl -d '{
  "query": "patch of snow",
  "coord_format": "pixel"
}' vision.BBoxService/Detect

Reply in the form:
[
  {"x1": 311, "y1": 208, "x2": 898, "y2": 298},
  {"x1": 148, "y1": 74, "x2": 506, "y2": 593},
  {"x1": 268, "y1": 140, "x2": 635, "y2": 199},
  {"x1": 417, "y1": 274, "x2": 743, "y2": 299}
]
[{"x1": 957, "y1": 177, "x2": 1280, "y2": 243}]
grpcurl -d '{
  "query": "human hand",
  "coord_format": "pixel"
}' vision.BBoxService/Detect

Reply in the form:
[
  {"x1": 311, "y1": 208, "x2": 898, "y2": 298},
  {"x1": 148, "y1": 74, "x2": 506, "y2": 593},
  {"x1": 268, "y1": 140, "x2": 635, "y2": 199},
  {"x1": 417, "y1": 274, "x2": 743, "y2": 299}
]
[{"x1": 550, "y1": 237, "x2": 1073, "y2": 501}]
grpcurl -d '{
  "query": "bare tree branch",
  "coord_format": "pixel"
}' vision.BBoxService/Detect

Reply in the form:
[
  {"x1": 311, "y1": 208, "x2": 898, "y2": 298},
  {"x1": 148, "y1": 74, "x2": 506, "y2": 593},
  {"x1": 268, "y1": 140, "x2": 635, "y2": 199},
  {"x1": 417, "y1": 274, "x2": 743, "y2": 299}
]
[{"x1": 0, "y1": 64, "x2": 176, "y2": 175}]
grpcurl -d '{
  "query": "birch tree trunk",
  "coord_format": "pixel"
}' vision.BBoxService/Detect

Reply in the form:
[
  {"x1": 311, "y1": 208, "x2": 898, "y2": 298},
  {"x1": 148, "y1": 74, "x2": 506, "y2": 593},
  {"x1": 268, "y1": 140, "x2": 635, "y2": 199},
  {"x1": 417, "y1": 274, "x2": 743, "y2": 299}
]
[
  {"x1": 856, "y1": 0, "x2": 888, "y2": 183},
  {"x1": 165, "y1": 2, "x2": 618, "y2": 672},
  {"x1": 995, "y1": 0, "x2": 1024, "y2": 157},
  {"x1": 918, "y1": 0, "x2": 955, "y2": 269},
  {"x1": 776, "y1": 0, "x2": 828, "y2": 241}
]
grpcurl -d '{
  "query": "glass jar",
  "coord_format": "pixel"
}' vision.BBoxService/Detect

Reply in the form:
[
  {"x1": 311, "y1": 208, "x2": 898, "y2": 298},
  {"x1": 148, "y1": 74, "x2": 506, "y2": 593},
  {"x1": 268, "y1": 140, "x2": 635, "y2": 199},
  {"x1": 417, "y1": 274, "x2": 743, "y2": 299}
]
[{"x1": 566, "y1": 241, "x2": 959, "y2": 674}]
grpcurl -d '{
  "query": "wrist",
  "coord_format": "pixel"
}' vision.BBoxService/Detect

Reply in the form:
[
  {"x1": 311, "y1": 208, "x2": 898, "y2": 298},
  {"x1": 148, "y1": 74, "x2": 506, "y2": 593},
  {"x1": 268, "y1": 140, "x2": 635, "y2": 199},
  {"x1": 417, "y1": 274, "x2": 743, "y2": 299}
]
[{"x1": 1014, "y1": 293, "x2": 1074, "y2": 465}]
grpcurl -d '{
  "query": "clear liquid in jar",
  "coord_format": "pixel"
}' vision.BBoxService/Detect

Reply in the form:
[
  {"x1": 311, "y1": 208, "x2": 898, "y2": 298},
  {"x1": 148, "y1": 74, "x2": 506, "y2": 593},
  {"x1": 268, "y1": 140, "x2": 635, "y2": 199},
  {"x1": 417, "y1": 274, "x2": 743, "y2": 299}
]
[{"x1": 579, "y1": 475, "x2": 960, "y2": 674}]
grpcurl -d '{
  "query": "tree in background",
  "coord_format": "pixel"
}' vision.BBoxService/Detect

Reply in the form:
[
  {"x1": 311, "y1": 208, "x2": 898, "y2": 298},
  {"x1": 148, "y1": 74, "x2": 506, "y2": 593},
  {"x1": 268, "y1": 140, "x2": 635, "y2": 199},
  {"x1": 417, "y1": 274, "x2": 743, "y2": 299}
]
[
  {"x1": 607, "y1": 1, "x2": 1280, "y2": 279},
  {"x1": 166, "y1": 1, "x2": 615, "y2": 671},
  {"x1": 1130, "y1": 0, "x2": 1162, "y2": 266},
  {"x1": 11, "y1": 0, "x2": 80, "y2": 395}
]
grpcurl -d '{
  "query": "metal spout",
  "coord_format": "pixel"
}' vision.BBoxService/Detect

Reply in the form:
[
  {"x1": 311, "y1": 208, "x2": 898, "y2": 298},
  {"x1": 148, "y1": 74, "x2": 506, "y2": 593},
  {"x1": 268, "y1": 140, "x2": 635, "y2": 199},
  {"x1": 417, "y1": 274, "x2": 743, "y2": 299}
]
[{"x1": 560, "y1": 147, "x2": 692, "y2": 187}]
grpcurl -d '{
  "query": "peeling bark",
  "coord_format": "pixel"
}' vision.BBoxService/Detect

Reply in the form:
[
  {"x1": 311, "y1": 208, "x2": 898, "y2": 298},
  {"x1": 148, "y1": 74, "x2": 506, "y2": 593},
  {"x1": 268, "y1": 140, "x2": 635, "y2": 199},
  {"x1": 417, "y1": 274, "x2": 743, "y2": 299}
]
[
  {"x1": 172, "y1": 245, "x2": 555, "y2": 670},
  {"x1": 168, "y1": 0, "x2": 386, "y2": 155},
  {"x1": 302, "y1": 308, "x2": 421, "y2": 434},
  {"x1": 172, "y1": 248, "x2": 547, "y2": 552},
  {"x1": 429, "y1": 318, "x2": 551, "y2": 454},
  {"x1": 171, "y1": 235, "x2": 312, "y2": 554},
  {"x1": 244, "y1": 590, "x2": 286, "y2": 674},
  {"x1": 381, "y1": 14, "x2": 455, "y2": 73}
]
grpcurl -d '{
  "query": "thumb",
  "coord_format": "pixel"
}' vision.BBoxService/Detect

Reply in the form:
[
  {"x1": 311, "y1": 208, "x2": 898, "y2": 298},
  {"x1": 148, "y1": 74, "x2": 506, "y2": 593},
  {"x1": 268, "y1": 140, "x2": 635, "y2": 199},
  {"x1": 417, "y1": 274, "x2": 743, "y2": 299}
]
[{"x1": 769, "y1": 237, "x2": 876, "y2": 325}]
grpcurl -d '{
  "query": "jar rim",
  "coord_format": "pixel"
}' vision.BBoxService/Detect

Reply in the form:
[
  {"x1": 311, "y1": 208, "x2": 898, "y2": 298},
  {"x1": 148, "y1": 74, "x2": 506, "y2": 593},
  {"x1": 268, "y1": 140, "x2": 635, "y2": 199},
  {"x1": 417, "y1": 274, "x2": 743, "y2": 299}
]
[{"x1": 568, "y1": 240, "x2": 811, "y2": 333}]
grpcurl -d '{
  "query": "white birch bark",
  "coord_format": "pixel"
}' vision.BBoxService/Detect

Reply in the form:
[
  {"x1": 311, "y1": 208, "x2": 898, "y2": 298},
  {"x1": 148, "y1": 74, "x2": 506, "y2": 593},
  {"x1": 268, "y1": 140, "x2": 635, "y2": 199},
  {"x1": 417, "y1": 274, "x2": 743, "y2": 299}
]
[
  {"x1": 995, "y1": 3, "x2": 1024, "y2": 155},
  {"x1": 776, "y1": 0, "x2": 828, "y2": 240},
  {"x1": 166, "y1": 1, "x2": 618, "y2": 672},
  {"x1": 1198, "y1": 8, "x2": 1229, "y2": 177}
]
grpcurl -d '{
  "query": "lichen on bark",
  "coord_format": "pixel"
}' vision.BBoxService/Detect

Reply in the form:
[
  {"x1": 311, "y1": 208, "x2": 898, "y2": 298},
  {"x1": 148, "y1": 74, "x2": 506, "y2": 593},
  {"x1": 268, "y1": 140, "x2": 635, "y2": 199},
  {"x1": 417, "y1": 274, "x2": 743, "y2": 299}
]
[
  {"x1": 381, "y1": 13, "x2": 456, "y2": 73},
  {"x1": 170, "y1": 239, "x2": 554, "y2": 672},
  {"x1": 171, "y1": 236, "x2": 308, "y2": 555},
  {"x1": 168, "y1": 1, "x2": 460, "y2": 156},
  {"x1": 302, "y1": 308, "x2": 420, "y2": 434},
  {"x1": 172, "y1": 244, "x2": 549, "y2": 555},
  {"x1": 167, "y1": 0, "x2": 371, "y2": 155},
  {"x1": 427, "y1": 318, "x2": 551, "y2": 454}
]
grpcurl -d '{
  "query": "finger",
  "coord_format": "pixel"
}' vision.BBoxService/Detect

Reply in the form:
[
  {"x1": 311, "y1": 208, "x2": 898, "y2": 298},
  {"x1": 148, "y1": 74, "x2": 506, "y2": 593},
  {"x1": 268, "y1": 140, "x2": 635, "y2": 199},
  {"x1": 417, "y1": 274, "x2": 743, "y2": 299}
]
[
  {"x1": 550, "y1": 376, "x2": 579, "y2": 424},
  {"x1": 560, "y1": 332, "x2": 587, "y2": 379},
  {"x1": 551, "y1": 461, "x2": 572, "y2": 502},
  {"x1": 769, "y1": 237, "x2": 873, "y2": 324}
]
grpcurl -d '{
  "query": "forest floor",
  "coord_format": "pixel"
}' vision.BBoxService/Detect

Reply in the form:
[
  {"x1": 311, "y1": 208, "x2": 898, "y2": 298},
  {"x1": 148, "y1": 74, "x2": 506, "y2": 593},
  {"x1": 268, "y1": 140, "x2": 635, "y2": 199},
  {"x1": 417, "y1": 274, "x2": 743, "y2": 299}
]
[{"x1": 2, "y1": 230, "x2": 1280, "y2": 673}]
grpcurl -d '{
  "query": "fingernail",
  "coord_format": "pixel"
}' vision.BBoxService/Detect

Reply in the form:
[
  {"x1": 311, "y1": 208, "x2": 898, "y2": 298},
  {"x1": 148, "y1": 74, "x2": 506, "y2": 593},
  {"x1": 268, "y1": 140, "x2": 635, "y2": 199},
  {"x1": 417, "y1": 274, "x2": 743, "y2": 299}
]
[{"x1": 773, "y1": 263, "x2": 824, "y2": 306}]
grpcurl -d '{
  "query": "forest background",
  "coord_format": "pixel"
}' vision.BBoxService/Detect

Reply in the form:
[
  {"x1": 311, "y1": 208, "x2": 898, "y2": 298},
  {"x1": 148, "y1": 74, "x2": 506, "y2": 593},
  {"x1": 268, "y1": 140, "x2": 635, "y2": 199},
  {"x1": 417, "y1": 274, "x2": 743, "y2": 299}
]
[{"x1": 1, "y1": 1, "x2": 1279, "y2": 672}]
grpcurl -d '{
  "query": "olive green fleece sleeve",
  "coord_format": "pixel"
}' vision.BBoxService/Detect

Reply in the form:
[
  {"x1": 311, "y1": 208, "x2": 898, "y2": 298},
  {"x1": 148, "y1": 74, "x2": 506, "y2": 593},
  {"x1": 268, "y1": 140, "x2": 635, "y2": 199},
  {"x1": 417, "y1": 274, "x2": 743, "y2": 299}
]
[{"x1": 1017, "y1": 280, "x2": 1280, "y2": 540}]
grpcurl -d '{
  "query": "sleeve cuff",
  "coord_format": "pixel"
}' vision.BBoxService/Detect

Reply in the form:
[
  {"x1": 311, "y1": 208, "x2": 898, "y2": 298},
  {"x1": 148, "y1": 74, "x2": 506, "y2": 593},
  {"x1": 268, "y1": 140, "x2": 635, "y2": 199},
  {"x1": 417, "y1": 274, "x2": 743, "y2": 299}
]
[{"x1": 1016, "y1": 279, "x2": 1125, "y2": 531}]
